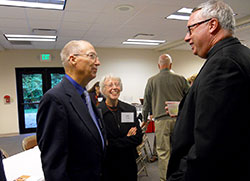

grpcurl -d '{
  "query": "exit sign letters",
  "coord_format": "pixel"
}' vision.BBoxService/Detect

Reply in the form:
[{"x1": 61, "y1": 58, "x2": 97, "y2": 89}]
[{"x1": 40, "y1": 54, "x2": 51, "y2": 62}]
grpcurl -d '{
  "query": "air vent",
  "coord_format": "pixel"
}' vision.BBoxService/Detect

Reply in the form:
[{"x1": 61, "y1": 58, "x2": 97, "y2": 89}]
[
  {"x1": 133, "y1": 33, "x2": 155, "y2": 39},
  {"x1": 32, "y1": 28, "x2": 57, "y2": 35},
  {"x1": 10, "y1": 41, "x2": 31, "y2": 45}
]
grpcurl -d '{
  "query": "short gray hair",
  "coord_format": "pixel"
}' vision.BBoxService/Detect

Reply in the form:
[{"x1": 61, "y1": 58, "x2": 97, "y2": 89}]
[
  {"x1": 158, "y1": 54, "x2": 172, "y2": 66},
  {"x1": 60, "y1": 40, "x2": 88, "y2": 68},
  {"x1": 193, "y1": 0, "x2": 235, "y2": 34},
  {"x1": 100, "y1": 74, "x2": 123, "y2": 97}
]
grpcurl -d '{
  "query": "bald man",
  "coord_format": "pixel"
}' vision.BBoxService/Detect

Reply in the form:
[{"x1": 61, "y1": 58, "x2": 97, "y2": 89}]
[
  {"x1": 37, "y1": 40, "x2": 106, "y2": 181},
  {"x1": 142, "y1": 54, "x2": 189, "y2": 181}
]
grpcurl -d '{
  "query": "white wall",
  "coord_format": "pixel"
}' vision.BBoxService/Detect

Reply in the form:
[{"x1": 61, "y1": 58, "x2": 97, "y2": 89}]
[{"x1": 0, "y1": 48, "x2": 205, "y2": 134}]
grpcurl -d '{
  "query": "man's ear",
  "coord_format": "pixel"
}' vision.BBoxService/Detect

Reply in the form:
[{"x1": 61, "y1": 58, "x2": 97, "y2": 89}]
[
  {"x1": 209, "y1": 18, "x2": 219, "y2": 34},
  {"x1": 68, "y1": 55, "x2": 77, "y2": 66}
]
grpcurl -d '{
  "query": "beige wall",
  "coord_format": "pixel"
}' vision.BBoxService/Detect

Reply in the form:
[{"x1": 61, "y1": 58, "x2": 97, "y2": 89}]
[{"x1": 0, "y1": 48, "x2": 205, "y2": 134}]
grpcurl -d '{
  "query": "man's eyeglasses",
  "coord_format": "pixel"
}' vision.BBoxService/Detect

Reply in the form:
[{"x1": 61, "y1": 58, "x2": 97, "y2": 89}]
[
  {"x1": 187, "y1": 18, "x2": 212, "y2": 35},
  {"x1": 74, "y1": 53, "x2": 98, "y2": 60}
]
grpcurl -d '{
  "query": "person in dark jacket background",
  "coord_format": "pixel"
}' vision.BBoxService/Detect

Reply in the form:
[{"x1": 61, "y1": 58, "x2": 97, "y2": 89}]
[
  {"x1": 98, "y1": 74, "x2": 142, "y2": 181},
  {"x1": 88, "y1": 81, "x2": 105, "y2": 106}
]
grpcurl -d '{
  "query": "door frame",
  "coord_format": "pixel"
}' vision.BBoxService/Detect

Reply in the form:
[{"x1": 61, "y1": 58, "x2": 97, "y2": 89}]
[{"x1": 16, "y1": 67, "x2": 64, "y2": 134}]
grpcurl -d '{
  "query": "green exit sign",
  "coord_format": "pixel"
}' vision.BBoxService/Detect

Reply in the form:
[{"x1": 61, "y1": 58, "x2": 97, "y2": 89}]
[{"x1": 40, "y1": 54, "x2": 51, "y2": 62}]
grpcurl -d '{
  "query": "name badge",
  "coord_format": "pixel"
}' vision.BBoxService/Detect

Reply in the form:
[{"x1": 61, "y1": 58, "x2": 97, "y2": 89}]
[
  {"x1": 97, "y1": 97, "x2": 103, "y2": 102},
  {"x1": 121, "y1": 112, "x2": 134, "y2": 123}
]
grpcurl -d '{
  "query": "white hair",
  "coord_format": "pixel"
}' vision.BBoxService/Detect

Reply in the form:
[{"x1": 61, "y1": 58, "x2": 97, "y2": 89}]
[
  {"x1": 158, "y1": 54, "x2": 172, "y2": 66},
  {"x1": 99, "y1": 74, "x2": 123, "y2": 97}
]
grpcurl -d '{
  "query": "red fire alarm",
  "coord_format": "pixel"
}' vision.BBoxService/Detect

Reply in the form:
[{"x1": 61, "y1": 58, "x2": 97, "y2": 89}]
[{"x1": 4, "y1": 95, "x2": 10, "y2": 104}]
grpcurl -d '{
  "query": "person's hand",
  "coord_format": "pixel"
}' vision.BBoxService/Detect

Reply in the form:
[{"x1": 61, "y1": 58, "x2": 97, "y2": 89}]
[
  {"x1": 140, "y1": 121, "x2": 146, "y2": 128},
  {"x1": 165, "y1": 101, "x2": 178, "y2": 118},
  {"x1": 127, "y1": 127, "x2": 137, "y2": 136},
  {"x1": 149, "y1": 115, "x2": 153, "y2": 120}
]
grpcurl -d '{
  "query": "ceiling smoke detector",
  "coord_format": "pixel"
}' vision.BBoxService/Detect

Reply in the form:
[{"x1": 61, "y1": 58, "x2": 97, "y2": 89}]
[{"x1": 115, "y1": 4, "x2": 134, "y2": 12}]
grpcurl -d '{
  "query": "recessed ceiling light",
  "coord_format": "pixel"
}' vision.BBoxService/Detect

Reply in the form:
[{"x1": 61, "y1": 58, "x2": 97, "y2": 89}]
[
  {"x1": 123, "y1": 38, "x2": 166, "y2": 46},
  {"x1": 115, "y1": 4, "x2": 134, "y2": 12},
  {"x1": 4, "y1": 34, "x2": 57, "y2": 42},
  {"x1": 166, "y1": 7, "x2": 192, "y2": 21},
  {"x1": 127, "y1": 39, "x2": 166, "y2": 43},
  {"x1": 166, "y1": 14, "x2": 190, "y2": 21},
  {"x1": 177, "y1": 8, "x2": 193, "y2": 14},
  {"x1": 122, "y1": 42, "x2": 160, "y2": 46},
  {"x1": 0, "y1": 0, "x2": 66, "y2": 10},
  {"x1": 7, "y1": 38, "x2": 56, "y2": 42}
]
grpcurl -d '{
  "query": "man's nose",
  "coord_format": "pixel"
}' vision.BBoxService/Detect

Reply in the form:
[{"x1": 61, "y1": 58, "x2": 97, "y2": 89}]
[
  {"x1": 184, "y1": 32, "x2": 190, "y2": 42},
  {"x1": 95, "y1": 57, "x2": 101, "y2": 66}
]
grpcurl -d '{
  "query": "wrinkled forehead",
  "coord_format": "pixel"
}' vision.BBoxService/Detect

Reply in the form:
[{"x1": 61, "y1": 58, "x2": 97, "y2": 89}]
[
  {"x1": 105, "y1": 78, "x2": 119, "y2": 84},
  {"x1": 79, "y1": 42, "x2": 96, "y2": 54}
]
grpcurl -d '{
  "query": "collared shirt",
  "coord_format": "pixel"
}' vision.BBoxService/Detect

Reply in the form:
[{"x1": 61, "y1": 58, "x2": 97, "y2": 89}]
[
  {"x1": 65, "y1": 74, "x2": 105, "y2": 148},
  {"x1": 65, "y1": 74, "x2": 85, "y2": 95},
  {"x1": 143, "y1": 68, "x2": 190, "y2": 121}
]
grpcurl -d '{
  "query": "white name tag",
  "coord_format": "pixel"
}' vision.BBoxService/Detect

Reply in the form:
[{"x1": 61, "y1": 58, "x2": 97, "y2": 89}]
[
  {"x1": 121, "y1": 112, "x2": 134, "y2": 123},
  {"x1": 97, "y1": 97, "x2": 103, "y2": 102}
]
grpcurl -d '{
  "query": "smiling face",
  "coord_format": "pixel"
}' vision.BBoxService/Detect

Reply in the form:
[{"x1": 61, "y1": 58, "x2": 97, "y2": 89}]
[
  {"x1": 184, "y1": 10, "x2": 211, "y2": 58},
  {"x1": 103, "y1": 78, "x2": 121, "y2": 102}
]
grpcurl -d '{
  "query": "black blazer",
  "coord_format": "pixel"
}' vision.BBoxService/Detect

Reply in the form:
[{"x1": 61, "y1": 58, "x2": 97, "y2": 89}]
[
  {"x1": 167, "y1": 37, "x2": 250, "y2": 181},
  {"x1": 37, "y1": 77, "x2": 106, "y2": 181},
  {"x1": 98, "y1": 100, "x2": 142, "y2": 181}
]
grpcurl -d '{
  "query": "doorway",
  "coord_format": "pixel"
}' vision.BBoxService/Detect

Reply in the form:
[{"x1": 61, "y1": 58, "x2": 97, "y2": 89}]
[{"x1": 16, "y1": 68, "x2": 64, "y2": 133}]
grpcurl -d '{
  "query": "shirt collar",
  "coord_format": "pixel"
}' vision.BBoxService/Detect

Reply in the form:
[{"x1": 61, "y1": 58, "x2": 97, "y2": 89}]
[
  {"x1": 65, "y1": 74, "x2": 86, "y2": 95},
  {"x1": 160, "y1": 68, "x2": 170, "y2": 73}
]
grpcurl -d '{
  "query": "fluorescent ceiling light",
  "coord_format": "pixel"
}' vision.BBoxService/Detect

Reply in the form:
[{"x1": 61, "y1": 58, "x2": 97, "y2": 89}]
[
  {"x1": 5, "y1": 34, "x2": 56, "y2": 39},
  {"x1": 122, "y1": 42, "x2": 159, "y2": 46},
  {"x1": 0, "y1": 0, "x2": 66, "y2": 10},
  {"x1": 166, "y1": 14, "x2": 190, "y2": 21},
  {"x1": 4, "y1": 34, "x2": 57, "y2": 42},
  {"x1": 7, "y1": 38, "x2": 56, "y2": 42},
  {"x1": 166, "y1": 7, "x2": 191, "y2": 21},
  {"x1": 127, "y1": 39, "x2": 166, "y2": 43},
  {"x1": 177, "y1": 8, "x2": 193, "y2": 14}
]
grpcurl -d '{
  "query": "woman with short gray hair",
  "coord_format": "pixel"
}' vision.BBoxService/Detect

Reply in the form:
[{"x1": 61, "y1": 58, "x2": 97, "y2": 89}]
[{"x1": 98, "y1": 74, "x2": 142, "y2": 181}]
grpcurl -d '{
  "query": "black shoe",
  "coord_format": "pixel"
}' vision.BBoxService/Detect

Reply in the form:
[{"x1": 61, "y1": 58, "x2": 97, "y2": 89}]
[{"x1": 150, "y1": 156, "x2": 158, "y2": 162}]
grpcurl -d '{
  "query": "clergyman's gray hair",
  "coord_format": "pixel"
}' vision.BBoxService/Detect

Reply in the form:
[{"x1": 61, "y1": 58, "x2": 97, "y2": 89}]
[{"x1": 193, "y1": 0, "x2": 235, "y2": 34}]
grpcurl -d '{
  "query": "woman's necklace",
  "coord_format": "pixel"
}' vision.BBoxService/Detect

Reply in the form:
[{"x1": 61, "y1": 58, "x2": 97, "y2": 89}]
[{"x1": 105, "y1": 102, "x2": 118, "y2": 112}]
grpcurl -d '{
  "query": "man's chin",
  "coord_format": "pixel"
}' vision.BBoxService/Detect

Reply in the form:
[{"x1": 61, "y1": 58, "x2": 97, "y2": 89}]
[{"x1": 91, "y1": 73, "x2": 97, "y2": 78}]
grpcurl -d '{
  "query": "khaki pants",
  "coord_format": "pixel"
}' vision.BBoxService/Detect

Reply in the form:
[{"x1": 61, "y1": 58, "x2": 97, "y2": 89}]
[
  {"x1": 152, "y1": 134, "x2": 157, "y2": 156},
  {"x1": 155, "y1": 118, "x2": 176, "y2": 181}
]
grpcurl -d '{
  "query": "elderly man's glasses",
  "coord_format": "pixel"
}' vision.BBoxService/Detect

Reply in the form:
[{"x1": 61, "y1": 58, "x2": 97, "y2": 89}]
[
  {"x1": 187, "y1": 18, "x2": 212, "y2": 35},
  {"x1": 74, "y1": 53, "x2": 98, "y2": 60}
]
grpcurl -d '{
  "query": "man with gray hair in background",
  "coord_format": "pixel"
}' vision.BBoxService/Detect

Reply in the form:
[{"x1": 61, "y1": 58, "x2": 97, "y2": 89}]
[
  {"x1": 167, "y1": 1, "x2": 250, "y2": 181},
  {"x1": 142, "y1": 54, "x2": 189, "y2": 181}
]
